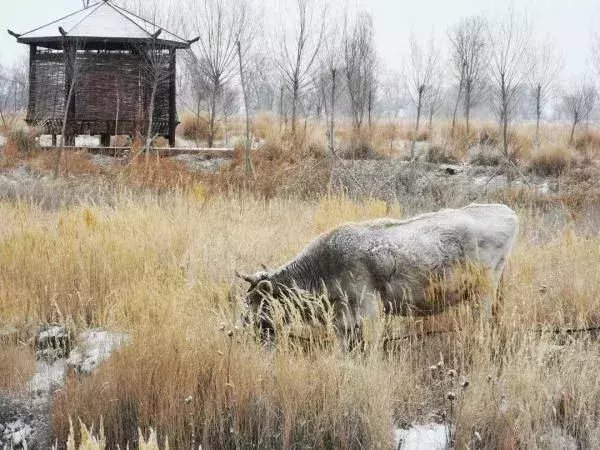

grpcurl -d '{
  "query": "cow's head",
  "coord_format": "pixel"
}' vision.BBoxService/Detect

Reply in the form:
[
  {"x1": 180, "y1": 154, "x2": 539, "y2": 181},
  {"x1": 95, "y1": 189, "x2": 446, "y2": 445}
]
[{"x1": 236, "y1": 268, "x2": 278, "y2": 334}]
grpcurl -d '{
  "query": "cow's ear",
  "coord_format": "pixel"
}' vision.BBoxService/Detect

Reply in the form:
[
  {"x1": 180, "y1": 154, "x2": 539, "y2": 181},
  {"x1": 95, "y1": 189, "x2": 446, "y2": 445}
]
[{"x1": 257, "y1": 279, "x2": 273, "y2": 295}]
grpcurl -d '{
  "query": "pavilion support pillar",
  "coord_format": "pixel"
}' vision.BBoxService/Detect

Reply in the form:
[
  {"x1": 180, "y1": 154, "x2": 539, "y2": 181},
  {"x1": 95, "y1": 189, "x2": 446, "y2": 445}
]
[
  {"x1": 64, "y1": 134, "x2": 75, "y2": 146},
  {"x1": 168, "y1": 47, "x2": 177, "y2": 148},
  {"x1": 28, "y1": 45, "x2": 37, "y2": 121},
  {"x1": 100, "y1": 134, "x2": 111, "y2": 147}
]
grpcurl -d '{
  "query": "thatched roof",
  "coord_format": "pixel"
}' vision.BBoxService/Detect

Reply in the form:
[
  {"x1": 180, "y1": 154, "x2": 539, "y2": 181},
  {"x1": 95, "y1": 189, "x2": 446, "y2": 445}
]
[{"x1": 9, "y1": 0, "x2": 191, "y2": 49}]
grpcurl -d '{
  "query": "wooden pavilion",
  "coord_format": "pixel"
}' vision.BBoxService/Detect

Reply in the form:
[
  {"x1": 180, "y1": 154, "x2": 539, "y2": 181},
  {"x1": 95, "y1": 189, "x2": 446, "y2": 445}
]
[{"x1": 8, "y1": 0, "x2": 194, "y2": 147}]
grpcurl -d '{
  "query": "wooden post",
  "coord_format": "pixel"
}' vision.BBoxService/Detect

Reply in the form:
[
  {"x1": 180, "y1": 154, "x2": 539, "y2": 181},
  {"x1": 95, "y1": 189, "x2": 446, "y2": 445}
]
[
  {"x1": 28, "y1": 45, "x2": 37, "y2": 121},
  {"x1": 168, "y1": 47, "x2": 177, "y2": 148}
]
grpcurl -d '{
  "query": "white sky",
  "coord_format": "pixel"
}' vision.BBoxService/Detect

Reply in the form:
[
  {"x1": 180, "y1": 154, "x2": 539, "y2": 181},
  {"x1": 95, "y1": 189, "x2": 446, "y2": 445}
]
[{"x1": 1, "y1": 0, "x2": 599, "y2": 79}]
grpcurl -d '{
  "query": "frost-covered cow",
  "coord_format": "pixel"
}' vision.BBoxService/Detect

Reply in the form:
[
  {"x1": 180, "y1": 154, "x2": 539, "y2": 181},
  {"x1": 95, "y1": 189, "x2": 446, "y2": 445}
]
[{"x1": 238, "y1": 204, "x2": 519, "y2": 342}]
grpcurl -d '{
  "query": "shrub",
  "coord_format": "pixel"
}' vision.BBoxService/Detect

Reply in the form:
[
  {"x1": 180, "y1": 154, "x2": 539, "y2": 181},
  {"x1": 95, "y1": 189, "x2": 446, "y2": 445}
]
[
  {"x1": 529, "y1": 145, "x2": 573, "y2": 177},
  {"x1": 253, "y1": 113, "x2": 279, "y2": 140},
  {"x1": 408, "y1": 129, "x2": 431, "y2": 142},
  {"x1": 180, "y1": 114, "x2": 211, "y2": 142},
  {"x1": 574, "y1": 130, "x2": 600, "y2": 153},
  {"x1": 468, "y1": 146, "x2": 504, "y2": 166},
  {"x1": 7, "y1": 127, "x2": 39, "y2": 153},
  {"x1": 341, "y1": 135, "x2": 383, "y2": 160},
  {"x1": 426, "y1": 145, "x2": 459, "y2": 164},
  {"x1": 574, "y1": 131, "x2": 600, "y2": 165},
  {"x1": 478, "y1": 126, "x2": 499, "y2": 147}
]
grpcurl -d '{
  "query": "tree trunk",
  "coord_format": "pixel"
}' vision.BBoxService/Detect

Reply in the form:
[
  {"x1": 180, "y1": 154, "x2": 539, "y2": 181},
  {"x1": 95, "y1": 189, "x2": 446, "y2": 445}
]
[
  {"x1": 291, "y1": 82, "x2": 298, "y2": 141},
  {"x1": 195, "y1": 96, "x2": 202, "y2": 147},
  {"x1": 535, "y1": 84, "x2": 541, "y2": 146},
  {"x1": 208, "y1": 86, "x2": 218, "y2": 149},
  {"x1": 55, "y1": 81, "x2": 76, "y2": 178},
  {"x1": 368, "y1": 89, "x2": 373, "y2": 129},
  {"x1": 329, "y1": 69, "x2": 336, "y2": 155},
  {"x1": 569, "y1": 118, "x2": 577, "y2": 146},
  {"x1": 428, "y1": 105, "x2": 434, "y2": 134},
  {"x1": 279, "y1": 85, "x2": 284, "y2": 133},
  {"x1": 464, "y1": 82, "x2": 471, "y2": 135},
  {"x1": 56, "y1": 44, "x2": 77, "y2": 179},
  {"x1": 415, "y1": 90, "x2": 423, "y2": 134},
  {"x1": 115, "y1": 90, "x2": 120, "y2": 140},
  {"x1": 451, "y1": 76, "x2": 464, "y2": 138},
  {"x1": 502, "y1": 113, "x2": 509, "y2": 158},
  {"x1": 411, "y1": 88, "x2": 423, "y2": 159},
  {"x1": 237, "y1": 40, "x2": 253, "y2": 178},
  {"x1": 145, "y1": 80, "x2": 158, "y2": 164}
]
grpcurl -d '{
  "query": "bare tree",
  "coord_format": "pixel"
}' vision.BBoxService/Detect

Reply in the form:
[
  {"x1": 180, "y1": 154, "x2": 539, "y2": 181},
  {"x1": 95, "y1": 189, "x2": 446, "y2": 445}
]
[
  {"x1": 244, "y1": 52, "x2": 277, "y2": 113},
  {"x1": 343, "y1": 12, "x2": 377, "y2": 138},
  {"x1": 56, "y1": 38, "x2": 86, "y2": 177},
  {"x1": 120, "y1": 0, "x2": 180, "y2": 155},
  {"x1": 405, "y1": 32, "x2": 439, "y2": 156},
  {"x1": 592, "y1": 34, "x2": 600, "y2": 81},
  {"x1": 377, "y1": 70, "x2": 404, "y2": 118},
  {"x1": 488, "y1": 8, "x2": 531, "y2": 161},
  {"x1": 271, "y1": 0, "x2": 326, "y2": 141},
  {"x1": 186, "y1": 0, "x2": 250, "y2": 148},
  {"x1": 237, "y1": 41, "x2": 253, "y2": 177},
  {"x1": 318, "y1": 21, "x2": 343, "y2": 155},
  {"x1": 139, "y1": 38, "x2": 174, "y2": 161},
  {"x1": 529, "y1": 38, "x2": 563, "y2": 145},
  {"x1": 448, "y1": 17, "x2": 487, "y2": 135},
  {"x1": 425, "y1": 68, "x2": 444, "y2": 133},
  {"x1": 0, "y1": 59, "x2": 28, "y2": 131},
  {"x1": 563, "y1": 81, "x2": 596, "y2": 145}
]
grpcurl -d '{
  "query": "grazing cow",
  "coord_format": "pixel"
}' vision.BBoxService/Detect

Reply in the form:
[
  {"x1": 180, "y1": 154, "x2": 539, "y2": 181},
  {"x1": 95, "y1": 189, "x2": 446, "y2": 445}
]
[{"x1": 238, "y1": 204, "x2": 519, "y2": 343}]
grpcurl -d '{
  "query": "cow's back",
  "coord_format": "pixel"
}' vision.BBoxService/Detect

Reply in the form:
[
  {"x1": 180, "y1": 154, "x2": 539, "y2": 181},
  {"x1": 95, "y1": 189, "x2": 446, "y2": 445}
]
[
  {"x1": 325, "y1": 204, "x2": 517, "y2": 265},
  {"x1": 313, "y1": 204, "x2": 518, "y2": 309}
]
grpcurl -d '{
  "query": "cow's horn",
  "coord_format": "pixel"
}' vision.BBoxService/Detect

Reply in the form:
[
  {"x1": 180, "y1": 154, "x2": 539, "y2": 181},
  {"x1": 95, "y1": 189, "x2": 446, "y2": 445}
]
[
  {"x1": 235, "y1": 270, "x2": 256, "y2": 284},
  {"x1": 260, "y1": 263, "x2": 269, "y2": 271}
]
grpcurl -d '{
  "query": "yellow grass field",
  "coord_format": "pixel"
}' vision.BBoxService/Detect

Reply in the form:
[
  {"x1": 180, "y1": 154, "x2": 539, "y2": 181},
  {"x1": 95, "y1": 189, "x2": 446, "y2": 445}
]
[{"x1": 1, "y1": 181, "x2": 600, "y2": 448}]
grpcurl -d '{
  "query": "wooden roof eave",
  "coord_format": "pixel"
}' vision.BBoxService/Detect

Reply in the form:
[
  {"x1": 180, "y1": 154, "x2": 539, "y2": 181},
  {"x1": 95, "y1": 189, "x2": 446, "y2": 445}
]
[{"x1": 15, "y1": 35, "x2": 190, "y2": 50}]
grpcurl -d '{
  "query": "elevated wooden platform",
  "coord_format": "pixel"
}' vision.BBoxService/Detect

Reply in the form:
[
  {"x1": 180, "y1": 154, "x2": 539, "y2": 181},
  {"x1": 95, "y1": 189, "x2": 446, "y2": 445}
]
[{"x1": 58, "y1": 146, "x2": 236, "y2": 159}]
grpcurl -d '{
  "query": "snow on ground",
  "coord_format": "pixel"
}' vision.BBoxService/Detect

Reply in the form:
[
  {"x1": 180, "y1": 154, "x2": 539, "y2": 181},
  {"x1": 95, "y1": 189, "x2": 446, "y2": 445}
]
[
  {"x1": 172, "y1": 153, "x2": 231, "y2": 172},
  {"x1": 67, "y1": 330, "x2": 130, "y2": 375},
  {"x1": 1, "y1": 420, "x2": 32, "y2": 448},
  {"x1": 38, "y1": 134, "x2": 101, "y2": 147},
  {"x1": 394, "y1": 424, "x2": 450, "y2": 450},
  {"x1": 1, "y1": 327, "x2": 130, "y2": 448},
  {"x1": 28, "y1": 360, "x2": 68, "y2": 398},
  {"x1": 0, "y1": 135, "x2": 5, "y2": 148}
]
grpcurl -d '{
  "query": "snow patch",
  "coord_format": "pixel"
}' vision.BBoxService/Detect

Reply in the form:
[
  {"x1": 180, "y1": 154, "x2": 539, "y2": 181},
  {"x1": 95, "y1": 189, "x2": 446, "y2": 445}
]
[
  {"x1": 395, "y1": 424, "x2": 450, "y2": 450},
  {"x1": 28, "y1": 360, "x2": 68, "y2": 397},
  {"x1": 67, "y1": 330, "x2": 130, "y2": 375},
  {"x1": 1, "y1": 420, "x2": 32, "y2": 448}
]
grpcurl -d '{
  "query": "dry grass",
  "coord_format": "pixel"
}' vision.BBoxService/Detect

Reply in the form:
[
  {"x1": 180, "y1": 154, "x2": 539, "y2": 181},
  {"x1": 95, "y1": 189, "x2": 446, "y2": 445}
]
[
  {"x1": 2, "y1": 116, "x2": 600, "y2": 448},
  {"x1": 0, "y1": 344, "x2": 35, "y2": 391},
  {"x1": 529, "y1": 145, "x2": 574, "y2": 177},
  {"x1": 0, "y1": 182, "x2": 599, "y2": 448}
]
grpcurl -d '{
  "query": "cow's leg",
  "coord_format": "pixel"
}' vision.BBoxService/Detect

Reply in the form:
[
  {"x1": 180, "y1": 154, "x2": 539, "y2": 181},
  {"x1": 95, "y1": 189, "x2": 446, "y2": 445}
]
[
  {"x1": 480, "y1": 263, "x2": 505, "y2": 321},
  {"x1": 339, "y1": 294, "x2": 379, "y2": 352},
  {"x1": 333, "y1": 298, "x2": 368, "y2": 352},
  {"x1": 491, "y1": 262, "x2": 508, "y2": 320}
]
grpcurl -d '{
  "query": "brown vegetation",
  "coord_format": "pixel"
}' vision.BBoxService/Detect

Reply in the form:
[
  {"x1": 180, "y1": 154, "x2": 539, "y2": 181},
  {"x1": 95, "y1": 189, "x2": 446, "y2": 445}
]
[
  {"x1": 529, "y1": 145, "x2": 574, "y2": 177},
  {"x1": 1, "y1": 116, "x2": 600, "y2": 448}
]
